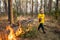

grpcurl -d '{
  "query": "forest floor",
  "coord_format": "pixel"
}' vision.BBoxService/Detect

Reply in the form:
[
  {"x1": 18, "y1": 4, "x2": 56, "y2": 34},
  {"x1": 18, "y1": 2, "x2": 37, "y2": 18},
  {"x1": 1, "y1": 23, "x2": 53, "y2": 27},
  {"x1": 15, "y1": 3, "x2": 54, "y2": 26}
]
[
  {"x1": 17, "y1": 15, "x2": 60, "y2": 40},
  {"x1": 0, "y1": 15, "x2": 60, "y2": 40}
]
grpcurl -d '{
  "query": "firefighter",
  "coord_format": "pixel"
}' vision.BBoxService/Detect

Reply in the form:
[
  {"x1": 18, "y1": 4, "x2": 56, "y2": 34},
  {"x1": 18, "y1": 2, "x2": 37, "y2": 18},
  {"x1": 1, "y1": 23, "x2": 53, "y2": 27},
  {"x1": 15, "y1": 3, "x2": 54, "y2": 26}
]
[{"x1": 38, "y1": 9, "x2": 46, "y2": 34}]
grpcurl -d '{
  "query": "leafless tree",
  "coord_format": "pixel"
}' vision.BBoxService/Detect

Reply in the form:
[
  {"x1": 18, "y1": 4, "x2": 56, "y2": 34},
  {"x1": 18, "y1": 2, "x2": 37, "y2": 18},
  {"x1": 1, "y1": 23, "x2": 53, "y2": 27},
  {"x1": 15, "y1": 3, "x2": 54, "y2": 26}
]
[
  {"x1": 55, "y1": 0, "x2": 59, "y2": 19},
  {"x1": 26, "y1": 0, "x2": 27, "y2": 15},
  {"x1": 32, "y1": 0, "x2": 33, "y2": 16},
  {"x1": 35, "y1": 0, "x2": 38, "y2": 14},
  {"x1": 0, "y1": 0, "x2": 1, "y2": 13},
  {"x1": 48, "y1": 0, "x2": 52, "y2": 13},
  {"x1": 3, "y1": 0, "x2": 7, "y2": 14},
  {"x1": 8, "y1": 0, "x2": 14, "y2": 24},
  {"x1": 44, "y1": 0, "x2": 47, "y2": 13},
  {"x1": 40, "y1": 0, "x2": 43, "y2": 10}
]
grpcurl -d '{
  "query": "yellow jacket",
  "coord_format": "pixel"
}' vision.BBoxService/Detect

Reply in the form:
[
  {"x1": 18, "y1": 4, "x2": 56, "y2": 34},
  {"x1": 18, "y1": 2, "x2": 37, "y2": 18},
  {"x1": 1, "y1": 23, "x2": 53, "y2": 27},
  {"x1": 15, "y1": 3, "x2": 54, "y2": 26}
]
[{"x1": 38, "y1": 13, "x2": 45, "y2": 24}]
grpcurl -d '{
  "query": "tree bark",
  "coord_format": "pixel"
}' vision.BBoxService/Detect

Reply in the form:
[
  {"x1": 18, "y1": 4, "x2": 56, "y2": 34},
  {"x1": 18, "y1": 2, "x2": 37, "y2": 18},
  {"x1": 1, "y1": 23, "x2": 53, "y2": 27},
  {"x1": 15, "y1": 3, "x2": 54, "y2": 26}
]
[
  {"x1": 48, "y1": 0, "x2": 52, "y2": 14},
  {"x1": 19, "y1": 0, "x2": 21, "y2": 14},
  {"x1": 55, "y1": 0, "x2": 59, "y2": 19},
  {"x1": 31, "y1": 0, "x2": 33, "y2": 16},
  {"x1": 26, "y1": 0, "x2": 27, "y2": 15},
  {"x1": 8, "y1": 0, "x2": 14, "y2": 24},
  {"x1": 44, "y1": 0, "x2": 47, "y2": 14},
  {"x1": 0, "y1": 0, "x2": 1, "y2": 13},
  {"x1": 4, "y1": 0, "x2": 7, "y2": 14},
  {"x1": 35, "y1": 0, "x2": 38, "y2": 14},
  {"x1": 40, "y1": 0, "x2": 43, "y2": 10}
]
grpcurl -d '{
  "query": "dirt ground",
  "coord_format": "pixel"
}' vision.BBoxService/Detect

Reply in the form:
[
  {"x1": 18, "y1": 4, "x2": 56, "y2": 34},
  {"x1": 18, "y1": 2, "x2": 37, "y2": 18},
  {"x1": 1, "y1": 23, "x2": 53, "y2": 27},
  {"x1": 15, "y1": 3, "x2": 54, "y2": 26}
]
[{"x1": 0, "y1": 16, "x2": 60, "y2": 40}]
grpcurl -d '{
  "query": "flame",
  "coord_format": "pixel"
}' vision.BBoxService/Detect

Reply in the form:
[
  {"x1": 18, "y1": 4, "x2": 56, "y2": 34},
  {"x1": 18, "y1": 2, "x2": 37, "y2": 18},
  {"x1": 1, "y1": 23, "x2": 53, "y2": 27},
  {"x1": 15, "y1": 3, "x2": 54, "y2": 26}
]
[
  {"x1": 6, "y1": 21, "x2": 32, "y2": 40},
  {"x1": 15, "y1": 27, "x2": 24, "y2": 36},
  {"x1": 6, "y1": 24, "x2": 24, "y2": 40},
  {"x1": 26, "y1": 24, "x2": 32, "y2": 32},
  {"x1": 15, "y1": 22, "x2": 25, "y2": 36},
  {"x1": 0, "y1": 37, "x2": 2, "y2": 40},
  {"x1": 6, "y1": 25, "x2": 16, "y2": 40}
]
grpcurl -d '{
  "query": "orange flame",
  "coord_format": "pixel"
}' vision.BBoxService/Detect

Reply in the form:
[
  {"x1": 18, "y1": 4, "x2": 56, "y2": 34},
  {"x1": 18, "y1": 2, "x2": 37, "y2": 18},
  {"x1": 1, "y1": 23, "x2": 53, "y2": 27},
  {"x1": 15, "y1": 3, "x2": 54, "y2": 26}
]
[
  {"x1": 15, "y1": 27, "x2": 24, "y2": 36},
  {"x1": 6, "y1": 24, "x2": 24, "y2": 40},
  {"x1": 6, "y1": 25, "x2": 16, "y2": 40}
]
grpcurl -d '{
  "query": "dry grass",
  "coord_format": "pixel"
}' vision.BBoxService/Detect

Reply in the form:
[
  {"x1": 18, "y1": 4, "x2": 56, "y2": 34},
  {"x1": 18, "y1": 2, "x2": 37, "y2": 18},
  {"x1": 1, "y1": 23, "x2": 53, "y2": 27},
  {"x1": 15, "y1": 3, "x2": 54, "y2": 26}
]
[{"x1": 0, "y1": 16, "x2": 60, "y2": 40}]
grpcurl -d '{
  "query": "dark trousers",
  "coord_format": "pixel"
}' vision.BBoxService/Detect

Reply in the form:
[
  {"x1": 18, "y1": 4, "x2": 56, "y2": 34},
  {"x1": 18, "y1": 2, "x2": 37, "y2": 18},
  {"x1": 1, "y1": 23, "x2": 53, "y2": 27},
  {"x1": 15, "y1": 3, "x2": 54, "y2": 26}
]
[{"x1": 38, "y1": 23, "x2": 45, "y2": 32}]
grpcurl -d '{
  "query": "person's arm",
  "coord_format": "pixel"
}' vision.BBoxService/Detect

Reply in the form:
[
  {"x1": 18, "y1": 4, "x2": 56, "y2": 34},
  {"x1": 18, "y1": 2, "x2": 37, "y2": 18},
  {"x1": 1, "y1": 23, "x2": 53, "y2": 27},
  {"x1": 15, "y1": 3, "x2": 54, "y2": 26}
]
[
  {"x1": 39, "y1": 18, "x2": 41, "y2": 22},
  {"x1": 38, "y1": 14, "x2": 41, "y2": 22}
]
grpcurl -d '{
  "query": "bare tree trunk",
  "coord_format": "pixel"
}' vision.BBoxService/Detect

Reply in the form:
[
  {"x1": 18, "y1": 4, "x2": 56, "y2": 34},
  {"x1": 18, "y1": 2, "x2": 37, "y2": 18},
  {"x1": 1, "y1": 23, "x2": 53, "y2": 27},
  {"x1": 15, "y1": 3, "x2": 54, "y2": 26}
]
[
  {"x1": 14, "y1": 0, "x2": 18, "y2": 23},
  {"x1": 44, "y1": 0, "x2": 47, "y2": 14},
  {"x1": 35, "y1": 0, "x2": 38, "y2": 14},
  {"x1": 40, "y1": 0, "x2": 43, "y2": 10},
  {"x1": 8, "y1": 0, "x2": 14, "y2": 24},
  {"x1": 26, "y1": 0, "x2": 27, "y2": 15},
  {"x1": 15, "y1": 0, "x2": 18, "y2": 15},
  {"x1": 31, "y1": 0, "x2": 33, "y2": 16},
  {"x1": 0, "y1": 0, "x2": 1, "y2": 14},
  {"x1": 4, "y1": 0, "x2": 7, "y2": 14},
  {"x1": 48, "y1": 0, "x2": 52, "y2": 14},
  {"x1": 55, "y1": 0, "x2": 59, "y2": 19},
  {"x1": 19, "y1": 0, "x2": 21, "y2": 14}
]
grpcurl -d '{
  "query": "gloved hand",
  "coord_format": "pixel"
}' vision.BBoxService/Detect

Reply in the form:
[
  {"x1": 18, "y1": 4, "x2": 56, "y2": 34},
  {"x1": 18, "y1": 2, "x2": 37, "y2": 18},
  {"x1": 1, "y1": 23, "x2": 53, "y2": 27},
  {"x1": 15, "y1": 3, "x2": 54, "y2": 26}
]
[{"x1": 39, "y1": 18, "x2": 41, "y2": 22}]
